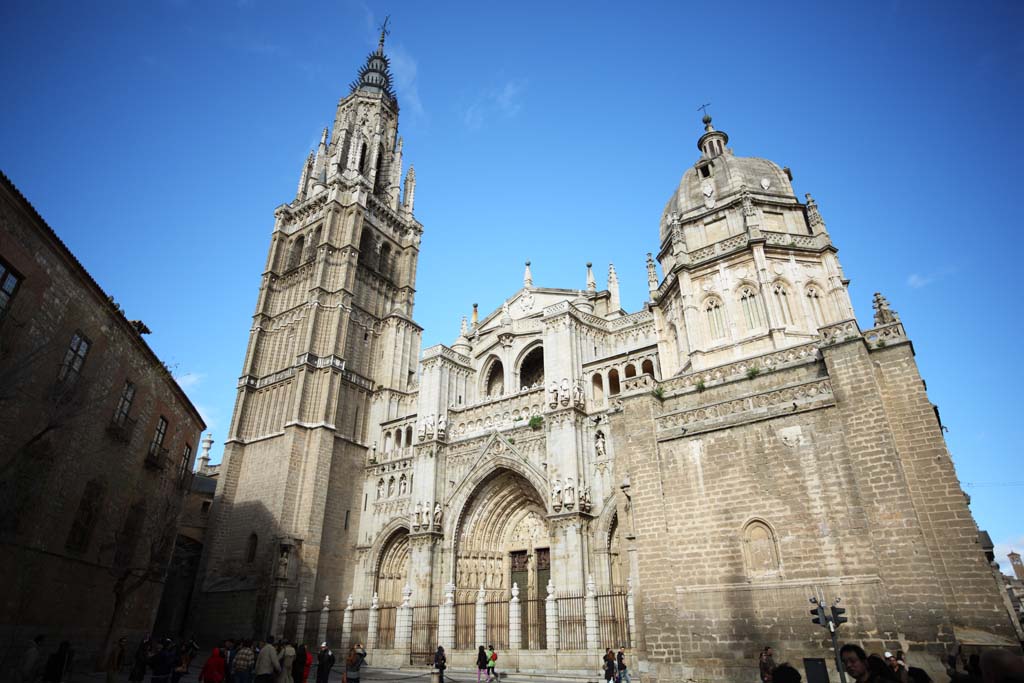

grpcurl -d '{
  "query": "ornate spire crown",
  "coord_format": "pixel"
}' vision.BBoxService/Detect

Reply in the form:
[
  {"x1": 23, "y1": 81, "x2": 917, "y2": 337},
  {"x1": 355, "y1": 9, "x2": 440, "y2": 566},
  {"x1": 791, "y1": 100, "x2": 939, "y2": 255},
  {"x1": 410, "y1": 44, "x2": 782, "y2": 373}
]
[{"x1": 349, "y1": 16, "x2": 398, "y2": 110}]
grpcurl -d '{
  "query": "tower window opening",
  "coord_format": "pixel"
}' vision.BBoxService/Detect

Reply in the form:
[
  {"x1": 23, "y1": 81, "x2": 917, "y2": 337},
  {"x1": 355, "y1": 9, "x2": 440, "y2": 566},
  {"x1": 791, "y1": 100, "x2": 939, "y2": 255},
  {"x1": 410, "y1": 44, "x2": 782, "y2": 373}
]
[
  {"x1": 608, "y1": 369, "x2": 621, "y2": 396},
  {"x1": 518, "y1": 346, "x2": 545, "y2": 388},
  {"x1": 705, "y1": 298, "x2": 726, "y2": 340},
  {"x1": 739, "y1": 287, "x2": 765, "y2": 331},
  {"x1": 699, "y1": 164, "x2": 711, "y2": 178}
]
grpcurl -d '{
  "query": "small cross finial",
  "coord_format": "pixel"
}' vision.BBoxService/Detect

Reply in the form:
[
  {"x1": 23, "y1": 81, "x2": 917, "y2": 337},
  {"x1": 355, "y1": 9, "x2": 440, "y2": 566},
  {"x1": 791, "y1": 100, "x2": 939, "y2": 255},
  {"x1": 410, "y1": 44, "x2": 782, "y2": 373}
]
[
  {"x1": 378, "y1": 15, "x2": 391, "y2": 49},
  {"x1": 697, "y1": 103, "x2": 711, "y2": 117}
]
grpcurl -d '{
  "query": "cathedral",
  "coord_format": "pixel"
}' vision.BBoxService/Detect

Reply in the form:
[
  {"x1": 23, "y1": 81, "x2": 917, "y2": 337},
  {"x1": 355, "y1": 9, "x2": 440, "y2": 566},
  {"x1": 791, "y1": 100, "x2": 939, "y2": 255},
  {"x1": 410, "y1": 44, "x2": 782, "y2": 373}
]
[{"x1": 193, "y1": 30, "x2": 1020, "y2": 682}]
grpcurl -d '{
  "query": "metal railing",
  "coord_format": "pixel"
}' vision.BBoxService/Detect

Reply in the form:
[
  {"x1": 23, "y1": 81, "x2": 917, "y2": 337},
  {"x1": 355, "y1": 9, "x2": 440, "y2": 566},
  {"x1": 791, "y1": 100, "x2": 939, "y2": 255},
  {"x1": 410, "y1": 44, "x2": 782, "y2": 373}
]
[
  {"x1": 522, "y1": 597, "x2": 546, "y2": 650},
  {"x1": 455, "y1": 600, "x2": 476, "y2": 649},
  {"x1": 377, "y1": 606, "x2": 396, "y2": 649},
  {"x1": 350, "y1": 607, "x2": 369, "y2": 648},
  {"x1": 557, "y1": 593, "x2": 587, "y2": 650},
  {"x1": 485, "y1": 599, "x2": 509, "y2": 649},
  {"x1": 597, "y1": 591, "x2": 631, "y2": 649},
  {"x1": 410, "y1": 605, "x2": 438, "y2": 665}
]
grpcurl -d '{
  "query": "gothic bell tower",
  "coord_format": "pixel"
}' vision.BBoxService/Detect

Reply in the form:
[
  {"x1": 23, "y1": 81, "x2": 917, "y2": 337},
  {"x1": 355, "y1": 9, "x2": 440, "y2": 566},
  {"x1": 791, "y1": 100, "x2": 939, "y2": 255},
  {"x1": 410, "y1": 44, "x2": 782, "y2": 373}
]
[{"x1": 196, "y1": 25, "x2": 423, "y2": 638}]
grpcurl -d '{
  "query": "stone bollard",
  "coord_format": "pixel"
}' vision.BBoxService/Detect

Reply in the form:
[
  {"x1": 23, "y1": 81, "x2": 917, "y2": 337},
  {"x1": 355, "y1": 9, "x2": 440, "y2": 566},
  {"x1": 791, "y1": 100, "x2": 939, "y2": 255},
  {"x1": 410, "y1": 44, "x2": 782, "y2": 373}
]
[
  {"x1": 475, "y1": 585, "x2": 487, "y2": 648},
  {"x1": 626, "y1": 576, "x2": 637, "y2": 649},
  {"x1": 585, "y1": 574, "x2": 599, "y2": 651},
  {"x1": 545, "y1": 579, "x2": 559, "y2": 651},
  {"x1": 366, "y1": 593, "x2": 380, "y2": 650},
  {"x1": 342, "y1": 594, "x2": 354, "y2": 649},
  {"x1": 296, "y1": 596, "x2": 309, "y2": 645},
  {"x1": 438, "y1": 582, "x2": 455, "y2": 652},
  {"x1": 278, "y1": 597, "x2": 289, "y2": 641},
  {"x1": 509, "y1": 582, "x2": 521, "y2": 650},
  {"x1": 317, "y1": 595, "x2": 330, "y2": 646}
]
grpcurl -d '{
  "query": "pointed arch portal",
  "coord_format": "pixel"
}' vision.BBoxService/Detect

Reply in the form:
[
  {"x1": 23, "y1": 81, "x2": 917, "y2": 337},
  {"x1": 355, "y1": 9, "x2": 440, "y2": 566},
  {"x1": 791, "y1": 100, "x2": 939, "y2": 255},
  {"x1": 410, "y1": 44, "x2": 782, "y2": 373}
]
[{"x1": 454, "y1": 469, "x2": 552, "y2": 601}]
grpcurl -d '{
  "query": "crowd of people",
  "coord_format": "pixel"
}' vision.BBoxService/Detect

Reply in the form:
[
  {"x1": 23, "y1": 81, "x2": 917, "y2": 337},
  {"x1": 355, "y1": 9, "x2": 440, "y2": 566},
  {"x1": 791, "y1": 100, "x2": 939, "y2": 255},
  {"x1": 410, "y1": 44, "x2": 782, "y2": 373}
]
[{"x1": 759, "y1": 643, "x2": 1024, "y2": 683}]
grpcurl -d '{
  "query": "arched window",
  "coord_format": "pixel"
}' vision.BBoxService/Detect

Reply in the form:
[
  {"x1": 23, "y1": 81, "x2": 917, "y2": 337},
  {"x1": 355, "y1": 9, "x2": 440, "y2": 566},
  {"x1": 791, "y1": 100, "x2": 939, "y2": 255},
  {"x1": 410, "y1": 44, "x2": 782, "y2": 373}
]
[
  {"x1": 518, "y1": 346, "x2": 544, "y2": 388},
  {"x1": 592, "y1": 374, "x2": 605, "y2": 403},
  {"x1": 405, "y1": 425, "x2": 413, "y2": 445},
  {"x1": 705, "y1": 298, "x2": 726, "y2": 340},
  {"x1": 246, "y1": 533, "x2": 258, "y2": 563},
  {"x1": 485, "y1": 359, "x2": 504, "y2": 397},
  {"x1": 358, "y1": 139, "x2": 369, "y2": 176},
  {"x1": 395, "y1": 428, "x2": 403, "y2": 448},
  {"x1": 641, "y1": 359, "x2": 655, "y2": 376},
  {"x1": 741, "y1": 520, "x2": 780, "y2": 577},
  {"x1": 383, "y1": 431, "x2": 393, "y2": 453},
  {"x1": 379, "y1": 243, "x2": 392, "y2": 278},
  {"x1": 806, "y1": 286, "x2": 826, "y2": 328},
  {"x1": 608, "y1": 369, "x2": 621, "y2": 396},
  {"x1": 739, "y1": 286, "x2": 765, "y2": 331},
  {"x1": 624, "y1": 364, "x2": 636, "y2": 378},
  {"x1": 358, "y1": 228, "x2": 376, "y2": 268},
  {"x1": 772, "y1": 283, "x2": 793, "y2": 326},
  {"x1": 288, "y1": 236, "x2": 305, "y2": 270}
]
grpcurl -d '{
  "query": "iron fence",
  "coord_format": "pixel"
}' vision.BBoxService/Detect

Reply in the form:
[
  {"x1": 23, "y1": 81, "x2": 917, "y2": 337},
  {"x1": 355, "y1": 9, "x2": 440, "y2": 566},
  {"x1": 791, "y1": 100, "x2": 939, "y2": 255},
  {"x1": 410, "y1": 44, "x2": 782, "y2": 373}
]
[
  {"x1": 410, "y1": 605, "x2": 439, "y2": 665},
  {"x1": 324, "y1": 609, "x2": 344, "y2": 649},
  {"x1": 557, "y1": 593, "x2": 587, "y2": 650},
  {"x1": 522, "y1": 597, "x2": 546, "y2": 650},
  {"x1": 455, "y1": 600, "x2": 477, "y2": 649},
  {"x1": 597, "y1": 591, "x2": 630, "y2": 649},
  {"x1": 377, "y1": 606, "x2": 397, "y2": 649},
  {"x1": 350, "y1": 607, "x2": 369, "y2": 649},
  {"x1": 485, "y1": 599, "x2": 509, "y2": 649}
]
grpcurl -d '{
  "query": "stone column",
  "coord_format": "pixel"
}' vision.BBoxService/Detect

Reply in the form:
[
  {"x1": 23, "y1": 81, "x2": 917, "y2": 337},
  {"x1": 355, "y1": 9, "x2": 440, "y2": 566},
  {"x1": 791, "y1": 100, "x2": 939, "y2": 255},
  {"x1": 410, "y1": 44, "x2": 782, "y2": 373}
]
[
  {"x1": 366, "y1": 593, "x2": 380, "y2": 650},
  {"x1": 317, "y1": 595, "x2": 330, "y2": 647},
  {"x1": 295, "y1": 596, "x2": 309, "y2": 645},
  {"x1": 438, "y1": 582, "x2": 455, "y2": 652},
  {"x1": 626, "y1": 577, "x2": 637, "y2": 649},
  {"x1": 545, "y1": 579, "x2": 559, "y2": 652},
  {"x1": 395, "y1": 584, "x2": 413, "y2": 651},
  {"x1": 475, "y1": 585, "x2": 487, "y2": 648},
  {"x1": 509, "y1": 583, "x2": 521, "y2": 650},
  {"x1": 277, "y1": 598, "x2": 289, "y2": 640},
  {"x1": 584, "y1": 574, "x2": 599, "y2": 651},
  {"x1": 342, "y1": 595, "x2": 354, "y2": 649}
]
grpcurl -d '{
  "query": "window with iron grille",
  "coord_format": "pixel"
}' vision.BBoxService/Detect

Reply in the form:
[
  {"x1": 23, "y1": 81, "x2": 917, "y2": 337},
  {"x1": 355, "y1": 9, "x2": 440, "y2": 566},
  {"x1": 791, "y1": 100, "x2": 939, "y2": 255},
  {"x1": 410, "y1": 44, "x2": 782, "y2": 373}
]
[
  {"x1": 66, "y1": 480, "x2": 105, "y2": 553},
  {"x1": 114, "y1": 381, "x2": 135, "y2": 425},
  {"x1": 178, "y1": 443, "x2": 192, "y2": 484},
  {"x1": 0, "y1": 257, "x2": 22, "y2": 323},
  {"x1": 58, "y1": 331, "x2": 91, "y2": 382},
  {"x1": 149, "y1": 416, "x2": 168, "y2": 456}
]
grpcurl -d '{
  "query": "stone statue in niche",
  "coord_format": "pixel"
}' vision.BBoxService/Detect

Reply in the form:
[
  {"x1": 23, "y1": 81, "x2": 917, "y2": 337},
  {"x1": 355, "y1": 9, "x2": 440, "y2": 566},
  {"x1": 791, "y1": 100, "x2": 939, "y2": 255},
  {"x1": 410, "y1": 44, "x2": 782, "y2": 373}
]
[
  {"x1": 560, "y1": 378, "x2": 571, "y2": 406},
  {"x1": 425, "y1": 414, "x2": 435, "y2": 437},
  {"x1": 413, "y1": 501, "x2": 422, "y2": 529},
  {"x1": 399, "y1": 475, "x2": 407, "y2": 496},
  {"x1": 277, "y1": 548, "x2": 290, "y2": 579},
  {"x1": 564, "y1": 477, "x2": 576, "y2": 509},
  {"x1": 437, "y1": 414, "x2": 447, "y2": 439},
  {"x1": 550, "y1": 478, "x2": 562, "y2": 512},
  {"x1": 417, "y1": 420, "x2": 426, "y2": 441},
  {"x1": 547, "y1": 380, "x2": 559, "y2": 408},
  {"x1": 387, "y1": 477, "x2": 395, "y2": 497},
  {"x1": 595, "y1": 431, "x2": 607, "y2": 458},
  {"x1": 377, "y1": 479, "x2": 385, "y2": 499},
  {"x1": 433, "y1": 502, "x2": 443, "y2": 527},
  {"x1": 579, "y1": 486, "x2": 592, "y2": 513},
  {"x1": 571, "y1": 381, "x2": 584, "y2": 407}
]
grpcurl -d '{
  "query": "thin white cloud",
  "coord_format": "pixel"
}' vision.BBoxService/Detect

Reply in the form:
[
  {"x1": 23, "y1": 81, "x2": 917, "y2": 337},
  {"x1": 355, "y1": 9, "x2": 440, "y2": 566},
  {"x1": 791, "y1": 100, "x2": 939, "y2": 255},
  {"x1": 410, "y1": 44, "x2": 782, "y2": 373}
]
[
  {"x1": 388, "y1": 45, "x2": 424, "y2": 117},
  {"x1": 463, "y1": 79, "x2": 528, "y2": 130},
  {"x1": 174, "y1": 371, "x2": 205, "y2": 390},
  {"x1": 907, "y1": 273, "x2": 933, "y2": 289}
]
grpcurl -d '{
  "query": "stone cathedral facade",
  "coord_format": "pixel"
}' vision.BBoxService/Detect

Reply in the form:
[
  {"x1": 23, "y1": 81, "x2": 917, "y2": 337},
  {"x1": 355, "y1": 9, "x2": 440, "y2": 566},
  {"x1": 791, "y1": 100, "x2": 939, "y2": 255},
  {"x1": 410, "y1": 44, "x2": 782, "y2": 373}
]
[{"x1": 193, "y1": 34, "x2": 1020, "y2": 681}]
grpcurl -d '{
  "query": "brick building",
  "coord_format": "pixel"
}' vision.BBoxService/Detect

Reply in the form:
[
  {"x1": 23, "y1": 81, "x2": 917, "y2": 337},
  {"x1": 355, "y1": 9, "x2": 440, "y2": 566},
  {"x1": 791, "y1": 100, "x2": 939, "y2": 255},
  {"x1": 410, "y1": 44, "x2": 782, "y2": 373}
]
[
  {"x1": 192, "y1": 34, "x2": 1020, "y2": 682},
  {"x1": 0, "y1": 172, "x2": 205, "y2": 667}
]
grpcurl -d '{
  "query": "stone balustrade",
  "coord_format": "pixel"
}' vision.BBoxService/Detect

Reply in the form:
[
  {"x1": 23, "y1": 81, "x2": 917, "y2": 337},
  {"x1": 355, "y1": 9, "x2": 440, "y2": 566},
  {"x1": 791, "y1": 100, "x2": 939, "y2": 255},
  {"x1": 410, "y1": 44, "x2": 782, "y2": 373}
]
[{"x1": 447, "y1": 386, "x2": 545, "y2": 441}]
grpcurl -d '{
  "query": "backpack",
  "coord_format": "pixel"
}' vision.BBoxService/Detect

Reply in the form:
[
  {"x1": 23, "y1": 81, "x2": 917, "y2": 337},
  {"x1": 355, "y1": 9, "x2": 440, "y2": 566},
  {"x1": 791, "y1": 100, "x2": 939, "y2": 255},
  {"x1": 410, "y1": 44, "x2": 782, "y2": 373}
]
[{"x1": 490, "y1": 652, "x2": 498, "y2": 662}]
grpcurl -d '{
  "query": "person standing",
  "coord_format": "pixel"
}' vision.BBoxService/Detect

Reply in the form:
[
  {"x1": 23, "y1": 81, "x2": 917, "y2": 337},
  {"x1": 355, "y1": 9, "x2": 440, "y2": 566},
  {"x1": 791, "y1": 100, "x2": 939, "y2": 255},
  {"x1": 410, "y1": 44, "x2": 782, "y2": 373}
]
[
  {"x1": 232, "y1": 640, "x2": 255, "y2": 683},
  {"x1": 760, "y1": 647, "x2": 777, "y2": 683},
  {"x1": 476, "y1": 646, "x2": 488, "y2": 683},
  {"x1": 42, "y1": 642, "x2": 74, "y2": 683},
  {"x1": 603, "y1": 649, "x2": 615, "y2": 682},
  {"x1": 485, "y1": 645, "x2": 497, "y2": 683},
  {"x1": 433, "y1": 647, "x2": 446, "y2": 677},
  {"x1": 315, "y1": 644, "x2": 334, "y2": 683},
  {"x1": 254, "y1": 639, "x2": 280, "y2": 683},
  {"x1": 840, "y1": 644, "x2": 873, "y2": 683},
  {"x1": 291, "y1": 645, "x2": 306, "y2": 683},
  {"x1": 616, "y1": 647, "x2": 631, "y2": 683},
  {"x1": 341, "y1": 645, "x2": 365, "y2": 683},
  {"x1": 16, "y1": 635, "x2": 44, "y2": 683},
  {"x1": 198, "y1": 649, "x2": 226, "y2": 683},
  {"x1": 105, "y1": 637, "x2": 128, "y2": 683},
  {"x1": 277, "y1": 642, "x2": 296, "y2": 683}
]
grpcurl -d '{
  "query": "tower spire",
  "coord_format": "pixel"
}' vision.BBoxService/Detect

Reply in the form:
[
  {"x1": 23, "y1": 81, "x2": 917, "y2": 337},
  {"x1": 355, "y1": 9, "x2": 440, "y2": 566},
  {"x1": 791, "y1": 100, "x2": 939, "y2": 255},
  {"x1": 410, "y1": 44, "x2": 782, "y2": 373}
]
[
  {"x1": 378, "y1": 15, "x2": 391, "y2": 52},
  {"x1": 523, "y1": 260, "x2": 533, "y2": 287},
  {"x1": 697, "y1": 112, "x2": 729, "y2": 158}
]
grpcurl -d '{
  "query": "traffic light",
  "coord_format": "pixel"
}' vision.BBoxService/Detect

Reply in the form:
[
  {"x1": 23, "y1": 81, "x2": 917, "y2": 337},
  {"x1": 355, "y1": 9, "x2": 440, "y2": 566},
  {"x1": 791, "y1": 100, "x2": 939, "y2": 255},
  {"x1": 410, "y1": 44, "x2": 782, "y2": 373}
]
[
  {"x1": 811, "y1": 604, "x2": 827, "y2": 626},
  {"x1": 831, "y1": 605, "x2": 847, "y2": 626}
]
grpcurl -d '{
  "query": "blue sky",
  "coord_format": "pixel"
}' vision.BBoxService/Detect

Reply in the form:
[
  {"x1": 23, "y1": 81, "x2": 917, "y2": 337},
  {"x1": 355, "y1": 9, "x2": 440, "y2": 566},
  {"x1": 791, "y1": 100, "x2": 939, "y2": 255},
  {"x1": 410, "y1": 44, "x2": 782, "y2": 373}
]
[{"x1": 2, "y1": 1, "x2": 1022, "y2": 569}]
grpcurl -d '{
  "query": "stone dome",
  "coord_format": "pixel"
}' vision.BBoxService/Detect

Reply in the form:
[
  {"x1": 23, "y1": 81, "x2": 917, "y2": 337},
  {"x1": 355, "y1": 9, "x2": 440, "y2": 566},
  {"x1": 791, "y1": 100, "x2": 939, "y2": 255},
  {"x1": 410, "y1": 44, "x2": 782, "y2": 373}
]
[{"x1": 659, "y1": 124, "x2": 797, "y2": 244}]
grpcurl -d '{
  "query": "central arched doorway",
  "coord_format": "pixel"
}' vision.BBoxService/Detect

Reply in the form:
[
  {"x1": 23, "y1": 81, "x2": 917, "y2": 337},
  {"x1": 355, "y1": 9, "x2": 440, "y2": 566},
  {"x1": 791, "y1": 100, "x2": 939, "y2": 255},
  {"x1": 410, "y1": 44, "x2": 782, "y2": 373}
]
[
  {"x1": 376, "y1": 528, "x2": 410, "y2": 605},
  {"x1": 454, "y1": 468, "x2": 551, "y2": 648}
]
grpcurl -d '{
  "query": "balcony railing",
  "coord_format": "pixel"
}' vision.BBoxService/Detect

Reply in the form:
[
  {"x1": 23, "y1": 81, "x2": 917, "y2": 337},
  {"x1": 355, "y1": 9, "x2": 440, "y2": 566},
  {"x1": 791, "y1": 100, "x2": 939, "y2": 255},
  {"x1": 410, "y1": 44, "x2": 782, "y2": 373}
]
[
  {"x1": 144, "y1": 445, "x2": 169, "y2": 470},
  {"x1": 106, "y1": 416, "x2": 137, "y2": 444}
]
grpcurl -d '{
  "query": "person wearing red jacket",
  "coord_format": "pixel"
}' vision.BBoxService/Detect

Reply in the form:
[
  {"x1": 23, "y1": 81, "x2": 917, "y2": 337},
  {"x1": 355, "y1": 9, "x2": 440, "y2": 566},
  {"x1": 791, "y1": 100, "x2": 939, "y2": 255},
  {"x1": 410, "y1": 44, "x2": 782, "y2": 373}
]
[{"x1": 199, "y1": 649, "x2": 226, "y2": 683}]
